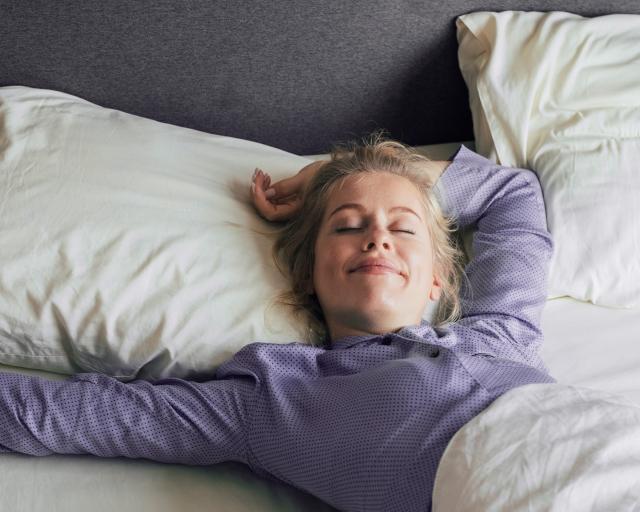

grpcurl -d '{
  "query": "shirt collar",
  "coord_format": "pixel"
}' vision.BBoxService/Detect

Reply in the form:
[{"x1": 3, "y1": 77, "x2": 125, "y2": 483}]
[
  {"x1": 330, "y1": 319, "x2": 436, "y2": 349},
  {"x1": 330, "y1": 333, "x2": 378, "y2": 349}
]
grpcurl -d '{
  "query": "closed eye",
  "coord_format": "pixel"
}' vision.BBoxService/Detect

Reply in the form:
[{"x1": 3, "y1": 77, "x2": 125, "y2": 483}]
[{"x1": 335, "y1": 228, "x2": 415, "y2": 235}]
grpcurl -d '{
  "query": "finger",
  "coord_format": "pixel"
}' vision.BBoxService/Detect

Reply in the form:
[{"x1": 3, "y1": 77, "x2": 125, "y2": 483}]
[
  {"x1": 252, "y1": 170, "x2": 286, "y2": 221},
  {"x1": 253, "y1": 168, "x2": 274, "y2": 197},
  {"x1": 253, "y1": 176, "x2": 303, "y2": 222},
  {"x1": 256, "y1": 169, "x2": 271, "y2": 189},
  {"x1": 264, "y1": 172, "x2": 304, "y2": 199}
]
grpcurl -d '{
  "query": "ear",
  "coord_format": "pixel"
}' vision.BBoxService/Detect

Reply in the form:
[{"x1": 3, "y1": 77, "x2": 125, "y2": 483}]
[{"x1": 428, "y1": 275, "x2": 442, "y2": 302}]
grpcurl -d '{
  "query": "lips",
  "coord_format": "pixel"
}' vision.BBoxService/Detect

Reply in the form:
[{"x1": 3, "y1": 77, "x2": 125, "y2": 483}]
[{"x1": 350, "y1": 258, "x2": 400, "y2": 274}]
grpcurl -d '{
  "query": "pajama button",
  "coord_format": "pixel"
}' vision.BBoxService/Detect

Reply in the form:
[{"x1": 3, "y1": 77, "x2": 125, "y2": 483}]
[{"x1": 429, "y1": 348, "x2": 440, "y2": 358}]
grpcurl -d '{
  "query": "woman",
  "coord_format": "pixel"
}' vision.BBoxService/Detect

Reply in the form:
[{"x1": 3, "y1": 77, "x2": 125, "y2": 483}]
[{"x1": 0, "y1": 133, "x2": 554, "y2": 512}]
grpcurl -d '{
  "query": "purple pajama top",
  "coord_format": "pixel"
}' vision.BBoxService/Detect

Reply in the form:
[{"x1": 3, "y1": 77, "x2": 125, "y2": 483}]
[{"x1": 0, "y1": 146, "x2": 555, "y2": 511}]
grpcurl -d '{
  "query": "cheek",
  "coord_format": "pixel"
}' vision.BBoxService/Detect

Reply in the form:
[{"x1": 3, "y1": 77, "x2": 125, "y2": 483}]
[
  {"x1": 406, "y1": 241, "x2": 434, "y2": 282},
  {"x1": 313, "y1": 236, "x2": 349, "y2": 281}
]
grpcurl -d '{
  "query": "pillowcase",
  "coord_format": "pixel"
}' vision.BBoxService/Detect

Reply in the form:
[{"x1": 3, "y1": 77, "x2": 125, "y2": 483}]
[
  {"x1": 0, "y1": 86, "x2": 316, "y2": 379},
  {"x1": 457, "y1": 11, "x2": 640, "y2": 308}
]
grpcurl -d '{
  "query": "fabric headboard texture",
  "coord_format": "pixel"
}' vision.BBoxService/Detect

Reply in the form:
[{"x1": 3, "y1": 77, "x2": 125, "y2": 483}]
[{"x1": 2, "y1": 0, "x2": 639, "y2": 154}]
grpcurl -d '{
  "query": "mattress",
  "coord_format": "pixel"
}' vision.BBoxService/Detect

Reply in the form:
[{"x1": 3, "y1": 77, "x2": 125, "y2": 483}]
[{"x1": 1, "y1": 140, "x2": 639, "y2": 511}]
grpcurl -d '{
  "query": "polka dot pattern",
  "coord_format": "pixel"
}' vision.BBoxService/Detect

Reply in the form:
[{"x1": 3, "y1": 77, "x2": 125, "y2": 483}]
[{"x1": 0, "y1": 146, "x2": 555, "y2": 512}]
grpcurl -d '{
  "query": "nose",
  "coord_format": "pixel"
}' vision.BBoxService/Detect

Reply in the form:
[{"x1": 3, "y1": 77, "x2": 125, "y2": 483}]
[{"x1": 362, "y1": 227, "x2": 391, "y2": 251}]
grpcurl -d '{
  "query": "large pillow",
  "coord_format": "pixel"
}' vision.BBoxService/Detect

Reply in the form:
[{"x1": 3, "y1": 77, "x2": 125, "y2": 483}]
[
  {"x1": 457, "y1": 11, "x2": 640, "y2": 308},
  {"x1": 0, "y1": 86, "x2": 316, "y2": 379}
]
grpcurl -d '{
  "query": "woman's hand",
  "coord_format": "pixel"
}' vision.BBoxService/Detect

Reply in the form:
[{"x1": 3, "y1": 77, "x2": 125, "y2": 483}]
[{"x1": 251, "y1": 160, "x2": 326, "y2": 222}]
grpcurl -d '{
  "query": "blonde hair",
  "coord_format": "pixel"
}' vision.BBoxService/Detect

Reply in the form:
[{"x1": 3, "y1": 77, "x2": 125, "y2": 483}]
[{"x1": 268, "y1": 130, "x2": 465, "y2": 347}]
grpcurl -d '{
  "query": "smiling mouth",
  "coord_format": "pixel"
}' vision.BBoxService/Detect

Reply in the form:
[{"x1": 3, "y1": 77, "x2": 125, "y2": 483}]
[{"x1": 351, "y1": 265, "x2": 398, "y2": 275}]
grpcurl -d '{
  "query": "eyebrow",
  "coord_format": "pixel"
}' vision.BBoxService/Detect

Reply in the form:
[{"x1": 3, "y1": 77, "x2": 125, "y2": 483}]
[{"x1": 328, "y1": 203, "x2": 422, "y2": 221}]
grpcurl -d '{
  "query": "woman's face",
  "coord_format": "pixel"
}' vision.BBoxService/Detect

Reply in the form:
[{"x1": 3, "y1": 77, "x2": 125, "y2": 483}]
[{"x1": 312, "y1": 172, "x2": 441, "y2": 342}]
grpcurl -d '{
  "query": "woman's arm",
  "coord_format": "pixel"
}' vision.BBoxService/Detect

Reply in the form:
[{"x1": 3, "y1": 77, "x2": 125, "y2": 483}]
[
  {"x1": 251, "y1": 160, "x2": 326, "y2": 222},
  {"x1": 0, "y1": 371, "x2": 256, "y2": 465},
  {"x1": 433, "y1": 145, "x2": 553, "y2": 368}
]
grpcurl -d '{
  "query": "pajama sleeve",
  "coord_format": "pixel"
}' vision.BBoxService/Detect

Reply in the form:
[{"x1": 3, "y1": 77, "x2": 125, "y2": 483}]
[
  {"x1": 433, "y1": 145, "x2": 553, "y2": 367},
  {"x1": 0, "y1": 370, "x2": 257, "y2": 465}
]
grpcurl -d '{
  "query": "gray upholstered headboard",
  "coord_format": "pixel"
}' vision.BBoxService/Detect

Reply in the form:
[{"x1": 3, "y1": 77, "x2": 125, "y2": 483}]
[{"x1": 2, "y1": 0, "x2": 639, "y2": 155}]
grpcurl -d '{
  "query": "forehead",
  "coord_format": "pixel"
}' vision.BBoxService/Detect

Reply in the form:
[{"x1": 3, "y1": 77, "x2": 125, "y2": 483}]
[{"x1": 324, "y1": 172, "x2": 427, "y2": 220}]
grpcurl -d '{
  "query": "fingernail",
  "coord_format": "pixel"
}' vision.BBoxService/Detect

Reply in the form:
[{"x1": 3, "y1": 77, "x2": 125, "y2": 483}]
[{"x1": 265, "y1": 188, "x2": 275, "y2": 198}]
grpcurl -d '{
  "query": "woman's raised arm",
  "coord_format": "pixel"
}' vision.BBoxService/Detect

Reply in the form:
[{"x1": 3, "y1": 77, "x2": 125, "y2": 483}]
[{"x1": 433, "y1": 145, "x2": 553, "y2": 370}]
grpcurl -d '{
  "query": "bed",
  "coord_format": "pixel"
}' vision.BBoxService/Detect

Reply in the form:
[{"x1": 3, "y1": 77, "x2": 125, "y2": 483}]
[{"x1": 1, "y1": 1, "x2": 640, "y2": 511}]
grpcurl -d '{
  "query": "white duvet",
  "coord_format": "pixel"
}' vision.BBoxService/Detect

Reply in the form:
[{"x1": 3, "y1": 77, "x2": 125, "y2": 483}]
[{"x1": 433, "y1": 383, "x2": 640, "y2": 511}]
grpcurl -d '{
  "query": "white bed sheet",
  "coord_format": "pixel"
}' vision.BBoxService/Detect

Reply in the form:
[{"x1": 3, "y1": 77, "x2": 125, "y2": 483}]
[
  {"x1": 541, "y1": 297, "x2": 640, "y2": 405},
  {"x1": 1, "y1": 140, "x2": 639, "y2": 511}
]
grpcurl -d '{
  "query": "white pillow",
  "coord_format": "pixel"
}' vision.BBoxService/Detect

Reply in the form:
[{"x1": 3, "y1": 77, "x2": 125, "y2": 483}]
[
  {"x1": 457, "y1": 11, "x2": 640, "y2": 308},
  {"x1": 0, "y1": 86, "x2": 316, "y2": 379}
]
